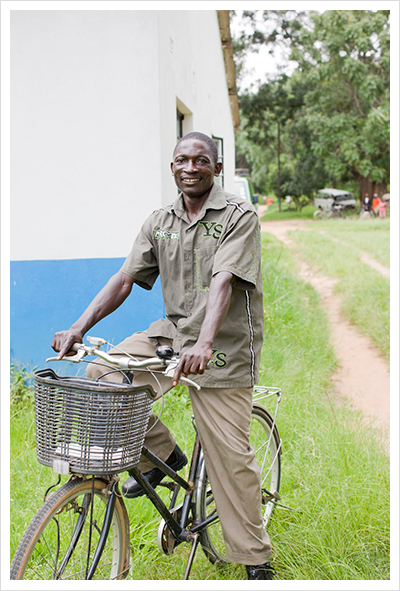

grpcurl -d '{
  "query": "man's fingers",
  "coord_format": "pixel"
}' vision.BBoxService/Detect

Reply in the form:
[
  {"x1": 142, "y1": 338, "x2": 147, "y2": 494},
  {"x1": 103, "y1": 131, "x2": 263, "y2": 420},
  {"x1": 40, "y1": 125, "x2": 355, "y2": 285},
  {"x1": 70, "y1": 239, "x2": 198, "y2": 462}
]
[
  {"x1": 172, "y1": 355, "x2": 201, "y2": 385},
  {"x1": 173, "y1": 356, "x2": 195, "y2": 385},
  {"x1": 56, "y1": 335, "x2": 80, "y2": 360},
  {"x1": 172, "y1": 360, "x2": 184, "y2": 386},
  {"x1": 57, "y1": 342, "x2": 71, "y2": 360},
  {"x1": 172, "y1": 348, "x2": 212, "y2": 385}
]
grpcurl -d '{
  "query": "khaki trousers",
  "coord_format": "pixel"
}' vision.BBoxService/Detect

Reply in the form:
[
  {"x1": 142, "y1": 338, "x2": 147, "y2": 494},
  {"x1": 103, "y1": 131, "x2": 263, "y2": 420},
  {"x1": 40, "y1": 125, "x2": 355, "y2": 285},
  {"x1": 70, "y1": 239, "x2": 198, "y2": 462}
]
[{"x1": 86, "y1": 331, "x2": 271, "y2": 565}]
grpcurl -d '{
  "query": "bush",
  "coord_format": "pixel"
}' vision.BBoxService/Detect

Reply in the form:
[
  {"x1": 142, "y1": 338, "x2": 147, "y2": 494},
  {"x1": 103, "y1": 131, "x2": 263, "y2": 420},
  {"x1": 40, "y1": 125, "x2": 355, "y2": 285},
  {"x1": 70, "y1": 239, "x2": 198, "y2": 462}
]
[{"x1": 10, "y1": 364, "x2": 34, "y2": 410}]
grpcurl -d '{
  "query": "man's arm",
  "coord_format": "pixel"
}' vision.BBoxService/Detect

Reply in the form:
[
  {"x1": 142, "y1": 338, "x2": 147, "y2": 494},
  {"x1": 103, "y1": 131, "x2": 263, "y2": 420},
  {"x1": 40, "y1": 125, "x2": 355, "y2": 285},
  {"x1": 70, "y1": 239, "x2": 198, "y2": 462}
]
[
  {"x1": 172, "y1": 271, "x2": 234, "y2": 386},
  {"x1": 51, "y1": 271, "x2": 135, "y2": 359}
]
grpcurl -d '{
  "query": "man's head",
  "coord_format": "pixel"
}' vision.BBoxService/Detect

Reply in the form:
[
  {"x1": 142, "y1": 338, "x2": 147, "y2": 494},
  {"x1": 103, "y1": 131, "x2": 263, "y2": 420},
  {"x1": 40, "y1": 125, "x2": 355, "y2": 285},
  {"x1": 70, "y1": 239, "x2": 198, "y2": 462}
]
[{"x1": 171, "y1": 132, "x2": 222, "y2": 199}]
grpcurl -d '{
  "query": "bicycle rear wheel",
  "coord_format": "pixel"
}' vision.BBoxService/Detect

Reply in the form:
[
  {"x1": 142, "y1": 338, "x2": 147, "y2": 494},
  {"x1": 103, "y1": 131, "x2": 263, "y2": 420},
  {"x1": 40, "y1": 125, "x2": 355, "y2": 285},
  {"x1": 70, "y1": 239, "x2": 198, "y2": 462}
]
[
  {"x1": 194, "y1": 404, "x2": 281, "y2": 565},
  {"x1": 10, "y1": 477, "x2": 130, "y2": 580}
]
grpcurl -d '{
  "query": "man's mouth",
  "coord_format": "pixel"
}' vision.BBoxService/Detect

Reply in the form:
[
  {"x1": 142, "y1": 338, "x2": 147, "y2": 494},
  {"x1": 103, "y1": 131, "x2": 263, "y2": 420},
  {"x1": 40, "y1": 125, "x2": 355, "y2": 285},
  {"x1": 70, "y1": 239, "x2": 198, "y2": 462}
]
[{"x1": 181, "y1": 177, "x2": 201, "y2": 184}]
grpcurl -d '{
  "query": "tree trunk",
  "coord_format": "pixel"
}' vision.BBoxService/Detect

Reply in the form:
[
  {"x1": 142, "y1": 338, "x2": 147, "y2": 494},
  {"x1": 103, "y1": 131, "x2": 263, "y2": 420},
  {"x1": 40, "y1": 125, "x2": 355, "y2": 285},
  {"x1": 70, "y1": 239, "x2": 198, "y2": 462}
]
[
  {"x1": 357, "y1": 174, "x2": 387, "y2": 202},
  {"x1": 277, "y1": 121, "x2": 282, "y2": 212}
]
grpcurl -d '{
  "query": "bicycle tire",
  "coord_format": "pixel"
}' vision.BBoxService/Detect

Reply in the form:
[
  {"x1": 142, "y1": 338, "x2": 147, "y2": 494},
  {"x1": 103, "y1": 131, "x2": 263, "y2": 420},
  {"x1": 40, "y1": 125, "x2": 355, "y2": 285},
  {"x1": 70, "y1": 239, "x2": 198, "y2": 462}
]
[
  {"x1": 10, "y1": 477, "x2": 130, "y2": 580},
  {"x1": 313, "y1": 209, "x2": 324, "y2": 219},
  {"x1": 194, "y1": 404, "x2": 281, "y2": 565}
]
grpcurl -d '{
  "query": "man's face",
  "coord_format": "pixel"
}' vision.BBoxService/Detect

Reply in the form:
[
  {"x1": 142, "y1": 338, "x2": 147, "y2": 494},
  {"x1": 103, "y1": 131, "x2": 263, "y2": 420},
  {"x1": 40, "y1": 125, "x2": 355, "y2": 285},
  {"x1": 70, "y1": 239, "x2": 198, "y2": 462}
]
[{"x1": 171, "y1": 139, "x2": 222, "y2": 199}]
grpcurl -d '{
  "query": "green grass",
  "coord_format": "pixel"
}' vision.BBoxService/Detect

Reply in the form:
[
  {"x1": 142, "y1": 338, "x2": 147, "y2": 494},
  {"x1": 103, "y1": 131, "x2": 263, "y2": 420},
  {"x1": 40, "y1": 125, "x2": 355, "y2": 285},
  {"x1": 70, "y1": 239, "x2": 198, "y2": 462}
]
[
  {"x1": 10, "y1": 233, "x2": 390, "y2": 580},
  {"x1": 288, "y1": 226, "x2": 390, "y2": 361},
  {"x1": 313, "y1": 218, "x2": 390, "y2": 267},
  {"x1": 261, "y1": 202, "x2": 317, "y2": 220},
  {"x1": 258, "y1": 234, "x2": 389, "y2": 579}
]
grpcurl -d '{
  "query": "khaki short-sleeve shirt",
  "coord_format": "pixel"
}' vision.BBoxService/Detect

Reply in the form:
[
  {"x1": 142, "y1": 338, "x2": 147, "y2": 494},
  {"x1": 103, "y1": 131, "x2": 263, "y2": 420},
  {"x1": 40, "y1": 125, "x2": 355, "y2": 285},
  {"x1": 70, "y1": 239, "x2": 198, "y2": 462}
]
[{"x1": 121, "y1": 184, "x2": 263, "y2": 388}]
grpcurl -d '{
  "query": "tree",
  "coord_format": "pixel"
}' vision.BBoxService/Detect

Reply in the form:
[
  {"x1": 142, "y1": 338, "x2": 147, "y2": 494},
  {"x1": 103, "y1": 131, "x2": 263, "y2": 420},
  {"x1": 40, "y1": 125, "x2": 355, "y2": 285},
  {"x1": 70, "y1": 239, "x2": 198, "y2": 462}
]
[
  {"x1": 295, "y1": 10, "x2": 390, "y2": 198},
  {"x1": 239, "y1": 75, "x2": 302, "y2": 210},
  {"x1": 233, "y1": 10, "x2": 390, "y2": 201}
]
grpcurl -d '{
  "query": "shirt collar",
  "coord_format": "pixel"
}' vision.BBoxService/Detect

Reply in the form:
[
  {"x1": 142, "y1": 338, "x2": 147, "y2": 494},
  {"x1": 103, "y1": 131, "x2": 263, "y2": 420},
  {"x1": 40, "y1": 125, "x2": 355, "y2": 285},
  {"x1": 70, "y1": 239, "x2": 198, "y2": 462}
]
[{"x1": 171, "y1": 183, "x2": 227, "y2": 221}]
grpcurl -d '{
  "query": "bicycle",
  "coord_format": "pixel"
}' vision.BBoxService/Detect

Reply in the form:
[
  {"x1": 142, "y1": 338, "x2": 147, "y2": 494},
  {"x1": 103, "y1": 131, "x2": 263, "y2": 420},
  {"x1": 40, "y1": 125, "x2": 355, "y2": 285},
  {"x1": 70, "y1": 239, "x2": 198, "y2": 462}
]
[
  {"x1": 313, "y1": 204, "x2": 345, "y2": 220},
  {"x1": 10, "y1": 336, "x2": 282, "y2": 580}
]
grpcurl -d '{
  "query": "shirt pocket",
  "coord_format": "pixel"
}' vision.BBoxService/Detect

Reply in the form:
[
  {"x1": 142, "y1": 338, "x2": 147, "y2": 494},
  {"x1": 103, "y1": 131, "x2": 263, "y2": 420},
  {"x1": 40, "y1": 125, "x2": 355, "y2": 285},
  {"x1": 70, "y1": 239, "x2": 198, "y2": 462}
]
[{"x1": 193, "y1": 245, "x2": 219, "y2": 293}]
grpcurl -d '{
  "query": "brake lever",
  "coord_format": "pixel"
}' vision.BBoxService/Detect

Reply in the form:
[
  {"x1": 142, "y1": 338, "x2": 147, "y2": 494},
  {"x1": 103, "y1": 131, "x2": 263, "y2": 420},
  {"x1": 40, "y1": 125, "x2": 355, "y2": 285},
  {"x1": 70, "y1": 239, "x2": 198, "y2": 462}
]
[
  {"x1": 46, "y1": 348, "x2": 87, "y2": 363},
  {"x1": 163, "y1": 360, "x2": 201, "y2": 391},
  {"x1": 179, "y1": 376, "x2": 201, "y2": 391}
]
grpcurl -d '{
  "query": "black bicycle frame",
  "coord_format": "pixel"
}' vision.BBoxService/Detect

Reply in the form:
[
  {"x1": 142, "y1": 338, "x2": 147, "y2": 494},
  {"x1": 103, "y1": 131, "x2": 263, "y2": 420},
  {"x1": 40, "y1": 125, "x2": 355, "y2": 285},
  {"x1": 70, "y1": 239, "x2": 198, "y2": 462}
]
[
  {"x1": 77, "y1": 434, "x2": 220, "y2": 580},
  {"x1": 130, "y1": 437, "x2": 203, "y2": 542}
]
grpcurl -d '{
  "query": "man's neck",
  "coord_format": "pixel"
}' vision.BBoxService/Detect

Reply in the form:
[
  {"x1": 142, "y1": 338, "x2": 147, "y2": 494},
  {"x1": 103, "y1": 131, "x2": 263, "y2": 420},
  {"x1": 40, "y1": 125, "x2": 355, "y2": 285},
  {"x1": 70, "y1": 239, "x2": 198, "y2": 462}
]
[{"x1": 182, "y1": 186, "x2": 213, "y2": 222}]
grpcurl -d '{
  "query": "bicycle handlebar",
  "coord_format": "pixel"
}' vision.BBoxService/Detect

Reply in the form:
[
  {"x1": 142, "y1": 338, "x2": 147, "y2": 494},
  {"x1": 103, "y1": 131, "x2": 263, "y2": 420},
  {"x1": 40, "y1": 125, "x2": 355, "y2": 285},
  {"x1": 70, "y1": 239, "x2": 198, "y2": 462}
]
[{"x1": 46, "y1": 339, "x2": 201, "y2": 390}]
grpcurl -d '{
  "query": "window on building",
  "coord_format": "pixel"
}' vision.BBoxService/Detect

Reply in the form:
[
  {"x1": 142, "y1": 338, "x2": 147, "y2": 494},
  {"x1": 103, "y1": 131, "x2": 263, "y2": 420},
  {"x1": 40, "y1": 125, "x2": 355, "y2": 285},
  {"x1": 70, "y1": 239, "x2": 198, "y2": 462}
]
[
  {"x1": 212, "y1": 135, "x2": 224, "y2": 188},
  {"x1": 176, "y1": 98, "x2": 192, "y2": 142},
  {"x1": 177, "y1": 110, "x2": 185, "y2": 141}
]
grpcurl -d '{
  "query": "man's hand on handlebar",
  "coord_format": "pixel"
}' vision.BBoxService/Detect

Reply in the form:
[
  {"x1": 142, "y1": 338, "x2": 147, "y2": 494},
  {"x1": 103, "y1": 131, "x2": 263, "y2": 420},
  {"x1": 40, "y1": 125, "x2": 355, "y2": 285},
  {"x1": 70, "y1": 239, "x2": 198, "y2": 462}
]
[
  {"x1": 51, "y1": 330, "x2": 84, "y2": 360},
  {"x1": 172, "y1": 342, "x2": 212, "y2": 387}
]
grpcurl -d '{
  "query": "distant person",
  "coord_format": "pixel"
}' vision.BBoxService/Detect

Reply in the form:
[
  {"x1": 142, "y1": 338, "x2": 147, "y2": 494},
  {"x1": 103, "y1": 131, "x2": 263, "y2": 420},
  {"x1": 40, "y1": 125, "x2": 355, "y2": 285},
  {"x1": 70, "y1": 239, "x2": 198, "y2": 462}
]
[
  {"x1": 263, "y1": 195, "x2": 267, "y2": 205},
  {"x1": 372, "y1": 193, "x2": 381, "y2": 214},
  {"x1": 379, "y1": 199, "x2": 387, "y2": 218},
  {"x1": 363, "y1": 193, "x2": 371, "y2": 211},
  {"x1": 267, "y1": 197, "x2": 274, "y2": 206}
]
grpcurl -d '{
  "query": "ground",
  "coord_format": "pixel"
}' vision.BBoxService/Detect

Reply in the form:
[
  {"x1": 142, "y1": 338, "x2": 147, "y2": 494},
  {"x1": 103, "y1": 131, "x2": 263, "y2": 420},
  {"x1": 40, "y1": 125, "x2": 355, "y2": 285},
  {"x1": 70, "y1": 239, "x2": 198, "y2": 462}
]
[{"x1": 258, "y1": 207, "x2": 390, "y2": 450}]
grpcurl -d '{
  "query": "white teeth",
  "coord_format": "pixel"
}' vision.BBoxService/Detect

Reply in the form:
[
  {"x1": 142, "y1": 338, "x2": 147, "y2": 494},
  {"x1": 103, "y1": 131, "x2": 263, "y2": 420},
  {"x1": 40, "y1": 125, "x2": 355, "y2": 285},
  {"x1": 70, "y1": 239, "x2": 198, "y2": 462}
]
[{"x1": 183, "y1": 178, "x2": 199, "y2": 182}]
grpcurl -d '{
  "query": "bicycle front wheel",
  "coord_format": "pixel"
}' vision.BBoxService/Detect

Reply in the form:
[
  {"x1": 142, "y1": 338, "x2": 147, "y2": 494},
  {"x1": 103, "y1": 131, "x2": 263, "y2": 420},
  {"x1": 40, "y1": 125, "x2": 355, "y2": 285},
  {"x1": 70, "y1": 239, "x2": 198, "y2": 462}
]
[
  {"x1": 10, "y1": 477, "x2": 130, "y2": 580},
  {"x1": 194, "y1": 404, "x2": 281, "y2": 565}
]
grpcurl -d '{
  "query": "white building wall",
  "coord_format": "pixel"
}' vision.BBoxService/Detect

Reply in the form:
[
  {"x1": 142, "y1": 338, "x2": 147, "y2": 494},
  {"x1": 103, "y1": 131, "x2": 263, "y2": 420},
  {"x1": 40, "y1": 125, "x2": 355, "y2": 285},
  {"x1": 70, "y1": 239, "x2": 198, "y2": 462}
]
[
  {"x1": 11, "y1": 10, "x2": 236, "y2": 262},
  {"x1": 11, "y1": 10, "x2": 164, "y2": 261},
  {"x1": 157, "y1": 10, "x2": 236, "y2": 206}
]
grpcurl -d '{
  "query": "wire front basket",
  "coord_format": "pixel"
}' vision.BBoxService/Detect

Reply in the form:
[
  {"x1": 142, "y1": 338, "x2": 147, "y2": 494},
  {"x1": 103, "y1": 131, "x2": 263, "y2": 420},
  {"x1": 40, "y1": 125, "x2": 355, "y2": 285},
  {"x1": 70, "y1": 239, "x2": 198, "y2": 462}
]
[{"x1": 33, "y1": 369, "x2": 153, "y2": 475}]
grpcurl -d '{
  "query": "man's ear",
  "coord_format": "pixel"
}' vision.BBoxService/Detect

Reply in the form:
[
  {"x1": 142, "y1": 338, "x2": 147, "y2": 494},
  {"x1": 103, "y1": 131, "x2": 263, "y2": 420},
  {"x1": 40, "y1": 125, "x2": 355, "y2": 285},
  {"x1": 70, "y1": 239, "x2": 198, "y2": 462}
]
[{"x1": 214, "y1": 162, "x2": 223, "y2": 177}]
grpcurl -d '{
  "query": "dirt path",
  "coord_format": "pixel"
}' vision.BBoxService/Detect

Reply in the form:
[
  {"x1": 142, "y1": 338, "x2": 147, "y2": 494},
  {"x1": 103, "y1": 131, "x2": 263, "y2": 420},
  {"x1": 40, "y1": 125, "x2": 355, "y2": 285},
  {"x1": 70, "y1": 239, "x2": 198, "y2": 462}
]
[{"x1": 259, "y1": 212, "x2": 390, "y2": 444}]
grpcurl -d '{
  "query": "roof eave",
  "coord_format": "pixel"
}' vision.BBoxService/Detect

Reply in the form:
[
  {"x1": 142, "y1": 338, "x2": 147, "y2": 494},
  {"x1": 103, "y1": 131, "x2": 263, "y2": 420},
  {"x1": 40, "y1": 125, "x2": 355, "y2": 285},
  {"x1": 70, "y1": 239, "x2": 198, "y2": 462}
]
[{"x1": 217, "y1": 10, "x2": 240, "y2": 133}]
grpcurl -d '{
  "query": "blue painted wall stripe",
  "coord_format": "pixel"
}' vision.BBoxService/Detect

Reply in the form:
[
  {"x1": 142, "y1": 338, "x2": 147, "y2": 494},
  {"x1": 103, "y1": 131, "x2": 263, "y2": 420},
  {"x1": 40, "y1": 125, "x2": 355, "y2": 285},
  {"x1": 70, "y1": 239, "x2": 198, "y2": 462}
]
[{"x1": 11, "y1": 258, "x2": 164, "y2": 375}]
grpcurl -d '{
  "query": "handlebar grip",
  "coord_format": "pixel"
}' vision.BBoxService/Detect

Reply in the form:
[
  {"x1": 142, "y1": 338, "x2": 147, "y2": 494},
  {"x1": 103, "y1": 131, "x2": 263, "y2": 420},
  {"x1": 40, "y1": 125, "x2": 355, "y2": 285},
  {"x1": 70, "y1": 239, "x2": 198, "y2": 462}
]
[{"x1": 71, "y1": 342, "x2": 81, "y2": 352}]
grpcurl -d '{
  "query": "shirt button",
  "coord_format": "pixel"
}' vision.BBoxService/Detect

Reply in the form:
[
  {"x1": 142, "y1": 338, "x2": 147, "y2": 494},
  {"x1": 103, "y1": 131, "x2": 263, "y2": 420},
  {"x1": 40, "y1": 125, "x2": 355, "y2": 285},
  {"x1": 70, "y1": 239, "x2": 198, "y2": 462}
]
[{"x1": 187, "y1": 312, "x2": 192, "y2": 317}]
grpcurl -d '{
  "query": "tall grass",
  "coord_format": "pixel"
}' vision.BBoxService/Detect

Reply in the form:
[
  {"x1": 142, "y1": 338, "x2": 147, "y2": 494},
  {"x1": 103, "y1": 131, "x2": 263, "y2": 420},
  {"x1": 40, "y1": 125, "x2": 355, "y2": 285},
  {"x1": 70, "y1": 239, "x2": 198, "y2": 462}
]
[
  {"x1": 10, "y1": 233, "x2": 390, "y2": 580},
  {"x1": 259, "y1": 233, "x2": 389, "y2": 579}
]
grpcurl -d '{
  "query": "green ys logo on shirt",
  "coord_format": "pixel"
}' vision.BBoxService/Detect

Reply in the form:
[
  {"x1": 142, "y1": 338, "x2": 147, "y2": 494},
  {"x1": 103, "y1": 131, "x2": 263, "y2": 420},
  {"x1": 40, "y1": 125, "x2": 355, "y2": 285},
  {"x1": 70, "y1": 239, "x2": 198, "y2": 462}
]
[
  {"x1": 153, "y1": 228, "x2": 180, "y2": 240},
  {"x1": 198, "y1": 221, "x2": 223, "y2": 240},
  {"x1": 210, "y1": 349, "x2": 227, "y2": 368}
]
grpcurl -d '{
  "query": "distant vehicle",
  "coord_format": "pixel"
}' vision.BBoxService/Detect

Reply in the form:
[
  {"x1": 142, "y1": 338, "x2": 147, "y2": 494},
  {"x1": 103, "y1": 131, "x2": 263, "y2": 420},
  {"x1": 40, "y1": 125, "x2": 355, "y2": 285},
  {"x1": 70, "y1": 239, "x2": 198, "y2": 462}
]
[
  {"x1": 314, "y1": 188, "x2": 356, "y2": 212},
  {"x1": 233, "y1": 175, "x2": 259, "y2": 212}
]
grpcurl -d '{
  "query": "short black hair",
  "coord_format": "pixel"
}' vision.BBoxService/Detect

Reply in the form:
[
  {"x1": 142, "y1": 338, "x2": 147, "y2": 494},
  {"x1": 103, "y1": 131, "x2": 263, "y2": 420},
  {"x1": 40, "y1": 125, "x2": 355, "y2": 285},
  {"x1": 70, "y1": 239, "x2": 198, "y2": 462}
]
[{"x1": 174, "y1": 132, "x2": 218, "y2": 164}]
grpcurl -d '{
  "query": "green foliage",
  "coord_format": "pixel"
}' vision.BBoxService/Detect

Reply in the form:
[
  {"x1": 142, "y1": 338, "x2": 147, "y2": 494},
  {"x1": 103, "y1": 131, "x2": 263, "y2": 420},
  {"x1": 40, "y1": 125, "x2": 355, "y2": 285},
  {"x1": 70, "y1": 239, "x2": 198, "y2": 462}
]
[
  {"x1": 233, "y1": 10, "x2": 390, "y2": 203},
  {"x1": 10, "y1": 364, "x2": 34, "y2": 411}
]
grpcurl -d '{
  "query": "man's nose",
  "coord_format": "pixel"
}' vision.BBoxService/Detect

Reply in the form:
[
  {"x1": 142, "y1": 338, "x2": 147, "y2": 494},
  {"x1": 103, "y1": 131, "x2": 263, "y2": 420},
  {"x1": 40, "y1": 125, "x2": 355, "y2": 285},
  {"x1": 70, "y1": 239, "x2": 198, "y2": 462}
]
[{"x1": 184, "y1": 160, "x2": 197, "y2": 173}]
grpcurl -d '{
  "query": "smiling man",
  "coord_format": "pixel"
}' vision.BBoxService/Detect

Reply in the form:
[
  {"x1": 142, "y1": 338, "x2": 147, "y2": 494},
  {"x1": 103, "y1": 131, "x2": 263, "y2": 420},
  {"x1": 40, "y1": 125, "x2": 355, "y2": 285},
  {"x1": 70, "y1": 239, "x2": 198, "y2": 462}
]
[{"x1": 51, "y1": 132, "x2": 274, "y2": 580}]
